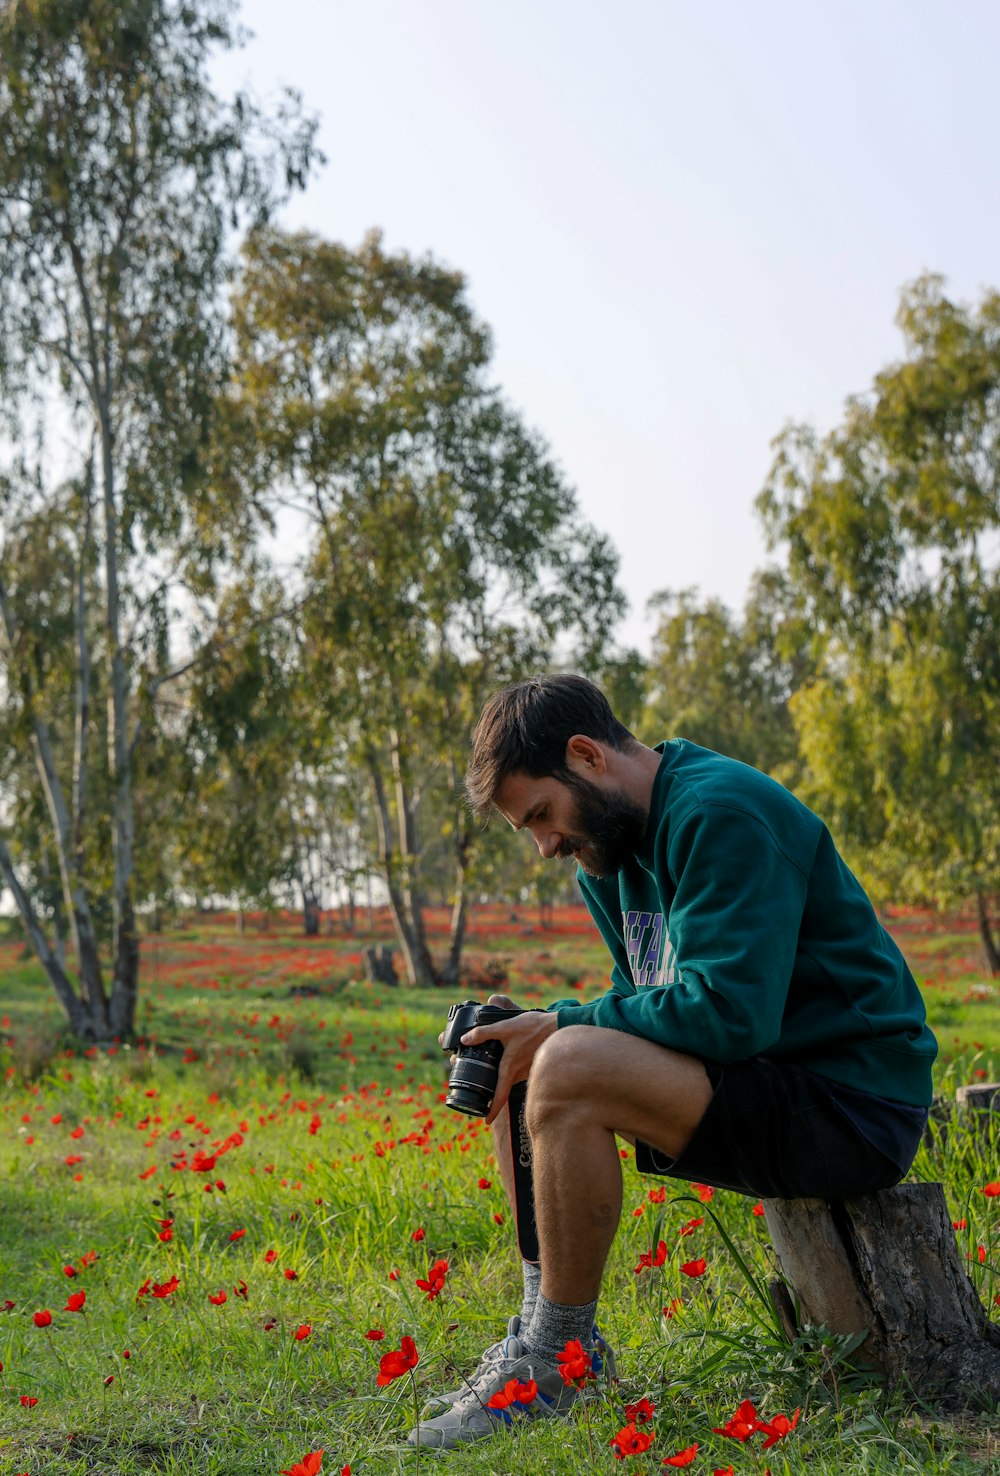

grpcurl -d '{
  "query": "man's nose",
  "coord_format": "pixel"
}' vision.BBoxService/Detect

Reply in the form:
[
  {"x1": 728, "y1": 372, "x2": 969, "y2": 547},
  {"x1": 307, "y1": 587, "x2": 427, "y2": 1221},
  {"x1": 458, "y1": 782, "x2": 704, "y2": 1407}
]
[{"x1": 535, "y1": 829, "x2": 562, "y2": 860}]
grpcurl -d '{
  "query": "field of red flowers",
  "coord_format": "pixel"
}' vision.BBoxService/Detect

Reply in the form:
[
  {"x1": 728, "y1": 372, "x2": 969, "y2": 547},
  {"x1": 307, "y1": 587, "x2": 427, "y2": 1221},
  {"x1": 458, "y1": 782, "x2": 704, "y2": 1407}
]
[{"x1": 0, "y1": 903, "x2": 998, "y2": 1475}]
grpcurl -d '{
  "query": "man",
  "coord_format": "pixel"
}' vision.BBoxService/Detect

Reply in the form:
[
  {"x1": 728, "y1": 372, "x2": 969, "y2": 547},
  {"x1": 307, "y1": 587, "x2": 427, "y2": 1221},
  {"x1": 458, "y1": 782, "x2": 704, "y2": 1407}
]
[{"x1": 409, "y1": 673, "x2": 936, "y2": 1450}]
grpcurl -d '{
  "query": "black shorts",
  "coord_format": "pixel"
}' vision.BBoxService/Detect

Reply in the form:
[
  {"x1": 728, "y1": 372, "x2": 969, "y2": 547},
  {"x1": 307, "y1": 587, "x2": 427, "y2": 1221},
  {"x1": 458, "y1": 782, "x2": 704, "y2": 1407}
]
[{"x1": 635, "y1": 1056, "x2": 927, "y2": 1201}]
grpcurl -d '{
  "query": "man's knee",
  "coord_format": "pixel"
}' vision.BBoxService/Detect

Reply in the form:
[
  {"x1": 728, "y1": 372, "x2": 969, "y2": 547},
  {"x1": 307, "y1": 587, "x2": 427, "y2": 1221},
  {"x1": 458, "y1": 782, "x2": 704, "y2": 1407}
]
[{"x1": 525, "y1": 1026, "x2": 596, "y2": 1124}]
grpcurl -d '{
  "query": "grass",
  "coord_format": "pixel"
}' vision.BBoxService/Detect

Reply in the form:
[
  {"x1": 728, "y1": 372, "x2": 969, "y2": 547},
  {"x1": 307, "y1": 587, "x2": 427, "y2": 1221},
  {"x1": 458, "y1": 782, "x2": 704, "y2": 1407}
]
[{"x1": 0, "y1": 903, "x2": 998, "y2": 1474}]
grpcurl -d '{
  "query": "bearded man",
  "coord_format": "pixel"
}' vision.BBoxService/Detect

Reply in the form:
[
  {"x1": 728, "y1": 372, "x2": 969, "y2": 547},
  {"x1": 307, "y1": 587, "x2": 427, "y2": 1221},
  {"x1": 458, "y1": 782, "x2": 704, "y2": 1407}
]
[{"x1": 409, "y1": 673, "x2": 936, "y2": 1450}]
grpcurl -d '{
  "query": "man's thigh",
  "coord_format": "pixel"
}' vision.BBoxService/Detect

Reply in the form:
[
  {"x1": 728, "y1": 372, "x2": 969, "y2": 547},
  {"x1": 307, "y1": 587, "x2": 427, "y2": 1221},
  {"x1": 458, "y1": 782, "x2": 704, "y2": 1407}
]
[{"x1": 529, "y1": 1023, "x2": 713, "y2": 1161}]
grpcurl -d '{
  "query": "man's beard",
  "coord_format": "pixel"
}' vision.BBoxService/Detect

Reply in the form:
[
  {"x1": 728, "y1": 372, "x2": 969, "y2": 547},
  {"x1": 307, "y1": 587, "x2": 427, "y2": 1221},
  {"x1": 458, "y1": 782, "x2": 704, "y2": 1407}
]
[{"x1": 556, "y1": 773, "x2": 648, "y2": 878}]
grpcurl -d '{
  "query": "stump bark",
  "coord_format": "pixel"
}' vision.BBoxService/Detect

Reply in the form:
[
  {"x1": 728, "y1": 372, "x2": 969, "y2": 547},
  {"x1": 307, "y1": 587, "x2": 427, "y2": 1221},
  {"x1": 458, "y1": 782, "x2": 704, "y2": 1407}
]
[
  {"x1": 363, "y1": 945, "x2": 398, "y2": 986},
  {"x1": 764, "y1": 1182, "x2": 1000, "y2": 1407}
]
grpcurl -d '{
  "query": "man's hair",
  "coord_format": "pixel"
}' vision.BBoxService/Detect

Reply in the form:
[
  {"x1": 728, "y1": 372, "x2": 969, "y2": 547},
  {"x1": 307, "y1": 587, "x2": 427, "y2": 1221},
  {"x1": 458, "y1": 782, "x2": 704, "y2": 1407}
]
[{"x1": 465, "y1": 673, "x2": 637, "y2": 821}]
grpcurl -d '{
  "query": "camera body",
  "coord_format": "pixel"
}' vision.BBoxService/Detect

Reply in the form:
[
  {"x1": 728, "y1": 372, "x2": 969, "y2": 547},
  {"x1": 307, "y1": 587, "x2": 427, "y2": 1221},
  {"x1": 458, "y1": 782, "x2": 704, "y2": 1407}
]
[{"x1": 441, "y1": 999, "x2": 524, "y2": 1117}]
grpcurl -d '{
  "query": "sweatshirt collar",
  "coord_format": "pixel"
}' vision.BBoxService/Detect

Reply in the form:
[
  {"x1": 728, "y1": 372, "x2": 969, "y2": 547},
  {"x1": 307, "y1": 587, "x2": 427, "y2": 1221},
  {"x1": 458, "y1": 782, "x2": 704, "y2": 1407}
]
[{"x1": 632, "y1": 742, "x2": 672, "y2": 871}]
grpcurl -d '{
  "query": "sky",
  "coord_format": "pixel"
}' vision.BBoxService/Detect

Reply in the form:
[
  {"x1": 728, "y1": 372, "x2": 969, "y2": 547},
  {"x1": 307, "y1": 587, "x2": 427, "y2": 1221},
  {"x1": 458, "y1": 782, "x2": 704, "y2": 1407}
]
[{"x1": 214, "y1": 0, "x2": 1000, "y2": 652}]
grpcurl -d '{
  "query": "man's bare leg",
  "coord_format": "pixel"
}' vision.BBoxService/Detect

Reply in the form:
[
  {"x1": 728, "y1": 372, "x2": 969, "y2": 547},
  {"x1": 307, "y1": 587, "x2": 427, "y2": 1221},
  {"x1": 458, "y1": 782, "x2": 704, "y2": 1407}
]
[{"x1": 525, "y1": 1025, "x2": 712, "y2": 1305}]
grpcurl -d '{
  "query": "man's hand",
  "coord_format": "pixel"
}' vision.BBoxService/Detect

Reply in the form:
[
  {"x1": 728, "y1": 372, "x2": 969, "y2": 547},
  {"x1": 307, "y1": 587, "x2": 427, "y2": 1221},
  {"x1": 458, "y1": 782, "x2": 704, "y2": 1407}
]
[{"x1": 459, "y1": 993, "x2": 559, "y2": 1126}]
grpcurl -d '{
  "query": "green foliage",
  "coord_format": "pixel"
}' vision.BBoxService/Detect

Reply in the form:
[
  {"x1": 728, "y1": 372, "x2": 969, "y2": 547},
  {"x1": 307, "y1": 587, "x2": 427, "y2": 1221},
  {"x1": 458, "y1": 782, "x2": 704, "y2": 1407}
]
[
  {"x1": 226, "y1": 228, "x2": 629, "y2": 978},
  {"x1": 0, "y1": 910, "x2": 996, "y2": 1473},
  {"x1": 758, "y1": 276, "x2": 1000, "y2": 949},
  {"x1": 639, "y1": 576, "x2": 806, "y2": 780},
  {"x1": 0, "y1": 0, "x2": 319, "y2": 1032}
]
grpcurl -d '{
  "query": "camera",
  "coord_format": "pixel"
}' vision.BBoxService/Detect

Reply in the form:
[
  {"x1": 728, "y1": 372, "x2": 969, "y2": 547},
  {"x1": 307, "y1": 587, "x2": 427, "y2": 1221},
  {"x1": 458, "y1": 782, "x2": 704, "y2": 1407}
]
[{"x1": 441, "y1": 999, "x2": 524, "y2": 1117}]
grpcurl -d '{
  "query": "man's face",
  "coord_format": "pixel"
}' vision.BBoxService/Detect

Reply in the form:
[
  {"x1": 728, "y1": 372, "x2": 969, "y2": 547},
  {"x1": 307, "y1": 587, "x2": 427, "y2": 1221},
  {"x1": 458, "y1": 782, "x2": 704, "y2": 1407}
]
[{"x1": 495, "y1": 769, "x2": 647, "y2": 878}]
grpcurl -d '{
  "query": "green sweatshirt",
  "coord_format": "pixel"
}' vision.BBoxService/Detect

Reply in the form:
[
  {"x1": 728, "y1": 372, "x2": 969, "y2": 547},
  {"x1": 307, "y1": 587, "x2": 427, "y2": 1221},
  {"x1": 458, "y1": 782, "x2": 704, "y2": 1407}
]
[{"x1": 548, "y1": 740, "x2": 936, "y2": 1107}]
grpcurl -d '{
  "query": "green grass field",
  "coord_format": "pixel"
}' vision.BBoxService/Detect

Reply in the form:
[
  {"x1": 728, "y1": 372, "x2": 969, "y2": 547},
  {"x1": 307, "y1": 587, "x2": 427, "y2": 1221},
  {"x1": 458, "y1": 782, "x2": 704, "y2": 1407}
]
[{"x1": 0, "y1": 904, "x2": 999, "y2": 1475}]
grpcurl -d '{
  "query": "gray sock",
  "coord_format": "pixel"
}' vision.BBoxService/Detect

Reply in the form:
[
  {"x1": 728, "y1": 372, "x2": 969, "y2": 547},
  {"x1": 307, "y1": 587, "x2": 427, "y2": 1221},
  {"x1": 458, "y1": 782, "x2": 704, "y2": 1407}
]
[
  {"x1": 522, "y1": 1290, "x2": 598, "y2": 1363},
  {"x1": 519, "y1": 1260, "x2": 541, "y2": 1331}
]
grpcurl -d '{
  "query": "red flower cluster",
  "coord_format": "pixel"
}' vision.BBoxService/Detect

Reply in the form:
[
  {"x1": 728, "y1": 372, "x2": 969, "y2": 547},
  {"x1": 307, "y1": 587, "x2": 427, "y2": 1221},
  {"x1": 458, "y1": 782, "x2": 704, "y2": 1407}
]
[
  {"x1": 713, "y1": 1398, "x2": 800, "y2": 1450},
  {"x1": 556, "y1": 1338, "x2": 594, "y2": 1388}
]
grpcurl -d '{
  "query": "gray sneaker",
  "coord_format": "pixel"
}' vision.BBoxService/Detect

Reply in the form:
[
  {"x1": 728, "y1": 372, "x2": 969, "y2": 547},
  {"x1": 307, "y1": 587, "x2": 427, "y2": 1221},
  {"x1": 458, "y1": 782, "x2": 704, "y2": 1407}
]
[
  {"x1": 422, "y1": 1317, "x2": 617, "y2": 1416},
  {"x1": 408, "y1": 1326, "x2": 606, "y2": 1450},
  {"x1": 420, "y1": 1314, "x2": 522, "y2": 1415}
]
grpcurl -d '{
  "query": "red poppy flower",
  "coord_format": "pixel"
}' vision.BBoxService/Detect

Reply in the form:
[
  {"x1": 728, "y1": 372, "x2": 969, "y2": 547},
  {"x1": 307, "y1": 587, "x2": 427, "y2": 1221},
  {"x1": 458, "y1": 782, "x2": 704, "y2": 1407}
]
[
  {"x1": 752, "y1": 1202, "x2": 765, "y2": 1216},
  {"x1": 487, "y1": 1377, "x2": 538, "y2": 1409},
  {"x1": 678, "y1": 1217, "x2": 704, "y2": 1236},
  {"x1": 680, "y1": 1258, "x2": 707, "y2": 1278},
  {"x1": 694, "y1": 1183, "x2": 715, "y2": 1202},
  {"x1": 556, "y1": 1338, "x2": 594, "y2": 1388},
  {"x1": 65, "y1": 1291, "x2": 86, "y2": 1312},
  {"x1": 33, "y1": 1310, "x2": 52, "y2": 1328},
  {"x1": 662, "y1": 1443, "x2": 698, "y2": 1467},
  {"x1": 411, "y1": 1227, "x2": 426, "y2": 1242},
  {"x1": 376, "y1": 1335, "x2": 419, "y2": 1385},
  {"x1": 610, "y1": 1423, "x2": 655, "y2": 1457},
  {"x1": 284, "y1": 1269, "x2": 298, "y2": 1281},
  {"x1": 713, "y1": 1399, "x2": 760, "y2": 1441},
  {"x1": 229, "y1": 1228, "x2": 246, "y2": 1241},
  {"x1": 623, "y1": 1397, "x2": 655, "y2": 1424},
  {"x1": 634, "y1": 1240, "x2": 668, "y2": 1274},
  {"x1": 294, "y1": 1324, "x2": 312, "y2": 1341},
  {"x1": 264, "y1": 1249, "x2": 278, "y2": 1263},
  {"x1": 984, "y1": 1183, "x2": 1000, "y2": 1197},
  {"x1": 477, "y1": 1178, "x2": 491, "y2": 1189},
  {"x1": 663, "y1": 1299, "x2": 682, "y2": 1319},
  {"x1": 103, "y1": 1374, "x2": 115, "y2": 1386},
  {"x1": 208, "y1": 1289, "x2": 227, "y2": 1305},
  {"x1": 364, "y1": 1328, "x2": 385, "y2": 1341},
  {"x1": 756, "y1": 1407, "x2": 800, "y2": 1448},
  {"x1": 713, "y1": 1467, "x2": 734, "y2": 1476},
  {"x1": 158, "y1": 1227, "x2": 173, "y2": 1243},
  {"x1": 63, "y1": 1265, "x2": 77, "y2": 1277},
  {"x1": 280, "y1": 1451, "x2": 324, "y2": 1476},
  {"x1": 20, "y1": 1395, "x2": 38, "y2": 1407},
  {"x1": 415, "y1": 1258, "x2": 449, "y2": 1301},
  {"x1": 151, "y1": 1276, "x2": 179, "y2": 1298}
]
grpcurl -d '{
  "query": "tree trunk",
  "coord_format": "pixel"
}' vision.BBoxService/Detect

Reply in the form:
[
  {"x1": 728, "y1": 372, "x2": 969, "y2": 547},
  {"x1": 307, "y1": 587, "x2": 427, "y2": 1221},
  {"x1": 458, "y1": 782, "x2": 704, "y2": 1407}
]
[
  {"x1": 442, "y1": 830, "x2": 470, "y2": 987},
  {"x1": 975, "y1": 892, "x2": 1000, "y2": 977},
  {"x1": 303, "y1": 894, "x2": 320, "y2": 936},
  {"x1": 367, "y1": 751, "x2": 432, "y2": 985},
  {"x1": 388, "y1": 727, "x2": 438, "y2": 985},
  {"x1": 764, "y1": 1182, "x2": 1000, "y2": 1407},
  {"x1": 0, "y1": 836, "x2": 96, "y2": 1038},
  {"x1": 98, "y1": 394, "x2": 139, "y2": 1040}
]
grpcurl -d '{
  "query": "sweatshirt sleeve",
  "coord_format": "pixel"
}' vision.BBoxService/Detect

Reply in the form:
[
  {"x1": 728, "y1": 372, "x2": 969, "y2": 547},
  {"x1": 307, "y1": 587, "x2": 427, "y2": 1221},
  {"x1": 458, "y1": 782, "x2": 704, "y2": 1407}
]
[{"x1": 552, "y1": 802, "x2": 813, "y2": 1063}]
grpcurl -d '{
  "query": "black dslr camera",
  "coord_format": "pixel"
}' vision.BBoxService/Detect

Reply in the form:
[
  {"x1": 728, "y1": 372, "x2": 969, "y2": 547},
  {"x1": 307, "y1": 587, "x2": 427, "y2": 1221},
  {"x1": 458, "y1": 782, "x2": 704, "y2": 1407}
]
[{"x1": 441, "y1": 999, "x2": 524, "y2": 1117}]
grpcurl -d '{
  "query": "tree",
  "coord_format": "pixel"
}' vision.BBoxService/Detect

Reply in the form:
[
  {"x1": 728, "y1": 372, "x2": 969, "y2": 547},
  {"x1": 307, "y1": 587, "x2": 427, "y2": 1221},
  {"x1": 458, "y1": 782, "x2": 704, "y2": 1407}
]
[
  {"x1": 639, "y1": 575, "x2": 805, "y2": 780},
  {"x1": 229, "y1": 228, "x2": 627, "y2": 984},
  {"x1": 758, "y1": 275, "x2": 1000, "y2": 971},
  {"x1": 0, "y1": 0, "x2": 317, "y2": 1037}
]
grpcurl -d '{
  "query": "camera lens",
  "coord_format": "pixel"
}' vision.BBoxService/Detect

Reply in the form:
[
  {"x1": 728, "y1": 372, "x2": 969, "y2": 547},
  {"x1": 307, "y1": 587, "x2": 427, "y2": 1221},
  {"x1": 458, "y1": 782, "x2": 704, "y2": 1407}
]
[{"x1": 446, "y1": 1047, "x2": 500, "y2": 1117}]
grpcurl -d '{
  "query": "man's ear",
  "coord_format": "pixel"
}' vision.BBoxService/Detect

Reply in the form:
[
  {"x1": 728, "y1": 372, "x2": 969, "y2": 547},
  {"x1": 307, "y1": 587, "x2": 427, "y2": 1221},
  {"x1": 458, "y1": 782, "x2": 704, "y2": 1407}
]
[{"x1": 565, "y1": 734, "x2": 607, "y2": 776}]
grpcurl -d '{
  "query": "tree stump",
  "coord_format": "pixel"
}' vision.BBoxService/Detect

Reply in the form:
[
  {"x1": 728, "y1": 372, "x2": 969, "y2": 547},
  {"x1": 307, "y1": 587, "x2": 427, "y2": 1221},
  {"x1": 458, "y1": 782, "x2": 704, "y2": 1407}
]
[
  {"x1": 764, "y1": 1182, "x2": 1000, "y2": 1407},
  {"x1": 363, "y1": 945, "x2": 398, "y2": 986}
]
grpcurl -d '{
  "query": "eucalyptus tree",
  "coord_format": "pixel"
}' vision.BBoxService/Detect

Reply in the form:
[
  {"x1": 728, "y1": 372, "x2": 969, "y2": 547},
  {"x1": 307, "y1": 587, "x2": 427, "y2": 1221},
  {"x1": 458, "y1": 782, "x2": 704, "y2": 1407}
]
[
  {"x1": 0, "y1": 0, "x2": 317, "y2": 1037},
  {"x1": 758, "y1": 276, "x2": 1000, "y2": 971},
  {"x1": 639, "y1": 573, "x2": 806, "y2": 782},
  {"x1": 230, "y1": 229, "x2": 626, "y2": 984}
]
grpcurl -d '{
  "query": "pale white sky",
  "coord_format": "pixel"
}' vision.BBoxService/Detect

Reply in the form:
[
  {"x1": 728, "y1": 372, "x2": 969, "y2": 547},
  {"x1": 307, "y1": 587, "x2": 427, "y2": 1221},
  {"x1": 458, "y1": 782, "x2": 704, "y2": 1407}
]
[{"x1": 215, "y1": 0, "x2": 1000, "y2": 651}]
